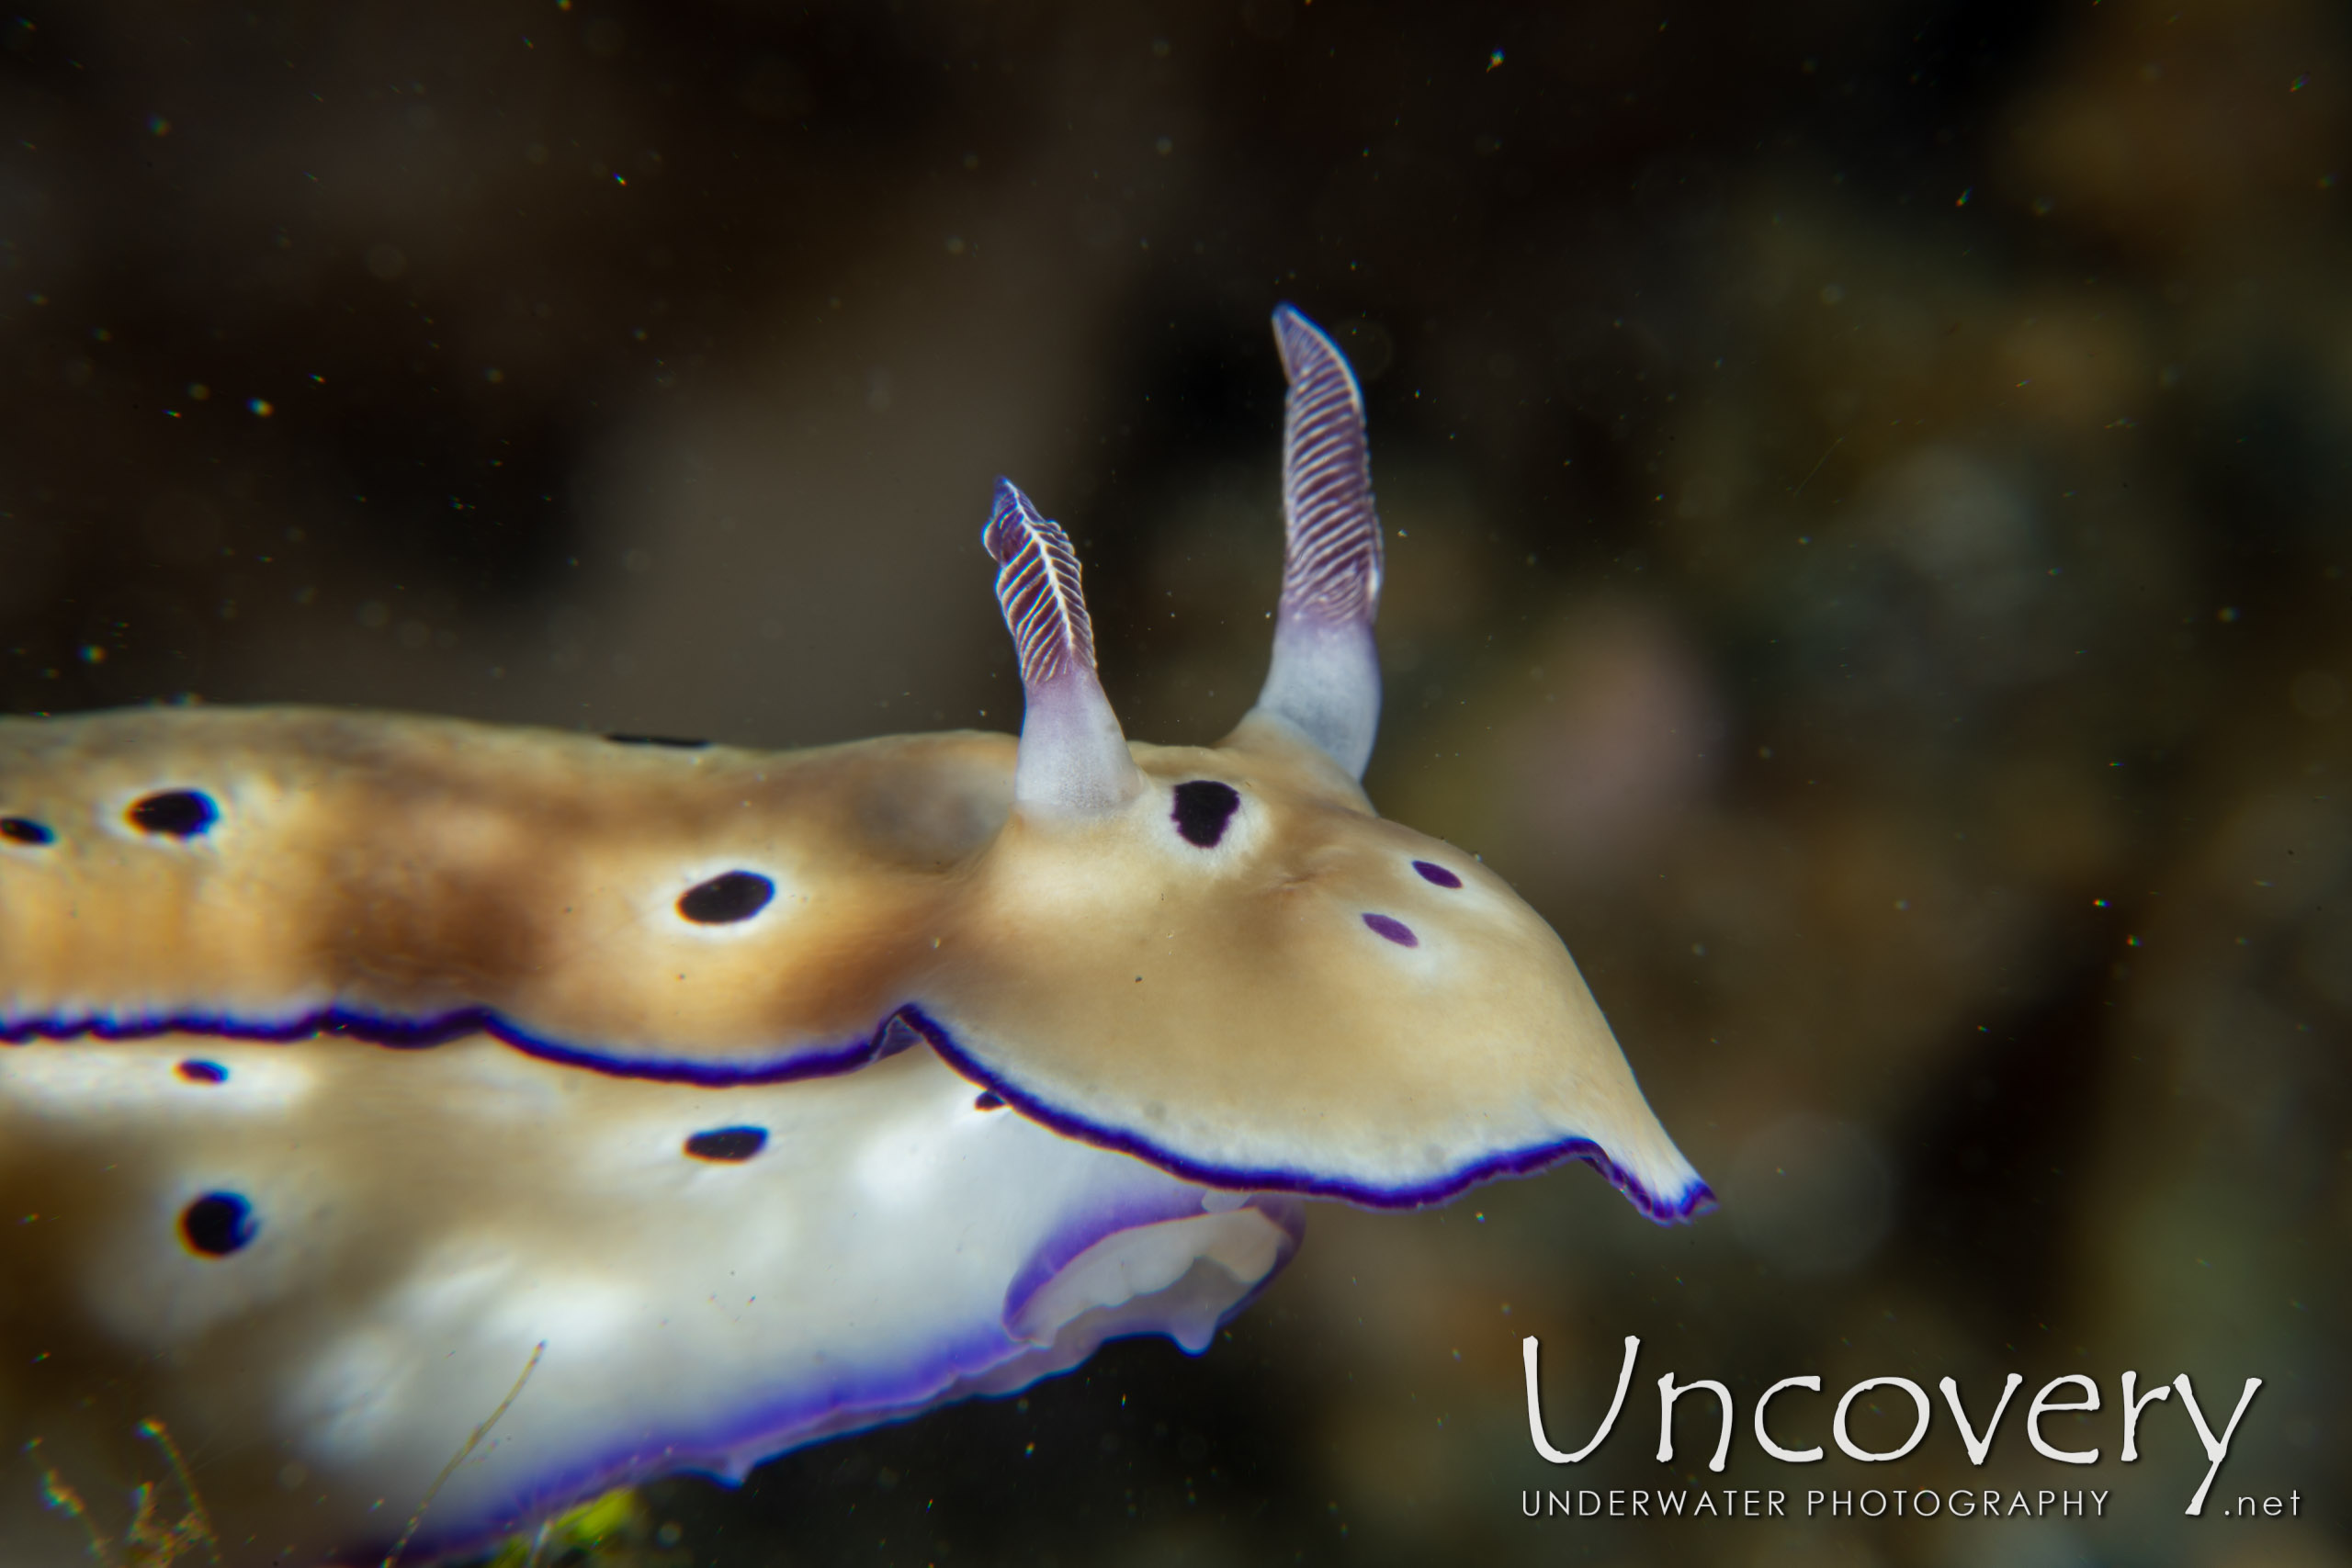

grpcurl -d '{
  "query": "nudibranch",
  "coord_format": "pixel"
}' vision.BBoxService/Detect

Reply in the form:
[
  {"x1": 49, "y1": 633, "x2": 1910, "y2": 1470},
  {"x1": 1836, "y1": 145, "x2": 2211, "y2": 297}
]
[{"x1": 0, "y1": 307, "x2": 1706, "y2": 1563}]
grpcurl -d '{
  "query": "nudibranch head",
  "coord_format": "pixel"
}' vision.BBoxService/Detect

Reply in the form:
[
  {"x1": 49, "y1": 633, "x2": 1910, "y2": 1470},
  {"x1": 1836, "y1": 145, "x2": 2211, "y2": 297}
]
[
  {"x1": 910, "y1": 716, "x2": 1709, "y2": 1220},
  {"x1": 933, "y1": 305, "x2": 1712, "y2": 1222}
]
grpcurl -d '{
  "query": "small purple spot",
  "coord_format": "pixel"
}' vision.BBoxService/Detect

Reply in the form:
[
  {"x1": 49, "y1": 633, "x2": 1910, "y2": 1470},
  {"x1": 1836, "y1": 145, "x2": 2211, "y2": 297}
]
[
  {"x1": 974, "y1": 1090, "x2": 1006, "y2": 1111},
  {"x1": 1363, "y1": 913, "x2": 1419, "y2": 947},
  {"x1": 1411, "y1": 860, "x2": 1463, "y2": 888},
  {"x1": 176, "y1": 1059, "x2": 228, "y2": 1085}
]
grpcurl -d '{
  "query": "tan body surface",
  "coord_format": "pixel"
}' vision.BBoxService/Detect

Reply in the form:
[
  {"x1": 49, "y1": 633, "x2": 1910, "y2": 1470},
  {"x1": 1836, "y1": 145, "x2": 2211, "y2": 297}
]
[{"x1": 0, "y1": 707, "x2": 1000, "y2": 1074}]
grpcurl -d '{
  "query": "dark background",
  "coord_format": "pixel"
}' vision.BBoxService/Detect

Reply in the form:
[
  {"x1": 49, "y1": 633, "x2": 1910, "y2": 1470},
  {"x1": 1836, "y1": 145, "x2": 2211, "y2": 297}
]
[{"x1": 3, "y1": 2, "x2": 2346, "y2": 1564}]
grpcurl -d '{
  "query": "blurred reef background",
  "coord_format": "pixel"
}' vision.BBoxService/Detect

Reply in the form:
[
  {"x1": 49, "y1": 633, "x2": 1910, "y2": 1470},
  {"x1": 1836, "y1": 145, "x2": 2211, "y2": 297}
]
[{"x1": 2, "y1": 1, "x2": 2346, "y2": 1564}]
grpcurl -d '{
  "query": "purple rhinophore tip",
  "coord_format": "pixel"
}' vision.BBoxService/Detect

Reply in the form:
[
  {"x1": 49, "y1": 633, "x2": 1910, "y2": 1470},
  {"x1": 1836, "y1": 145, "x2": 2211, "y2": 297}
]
[
  {"x1": 983, "y1": 478, "x2": 1094, "y2": 688},
  {"x1": 1252, "y1": 305, "x2": 1385, "y2": 782},
  {"x1": 1410, "y1": 859, "x2": 1462, "y2": 888},
  {"x1": 1271, "y1": 305, "x2": 1381, "y2": 629},
  {"x1": 1362, "y1": 912, "x2": 1418, "y2": 947}
]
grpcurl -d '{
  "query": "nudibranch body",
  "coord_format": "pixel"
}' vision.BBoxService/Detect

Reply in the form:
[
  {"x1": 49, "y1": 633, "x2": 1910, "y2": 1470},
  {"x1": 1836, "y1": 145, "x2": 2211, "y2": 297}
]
[{"x1": 0, "y1": 307, "x2": 1706, "y2": 1562}]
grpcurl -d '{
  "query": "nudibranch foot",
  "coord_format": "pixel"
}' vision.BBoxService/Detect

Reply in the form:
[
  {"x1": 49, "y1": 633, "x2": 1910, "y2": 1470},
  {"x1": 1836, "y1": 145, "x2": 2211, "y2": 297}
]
[{"x1": 0, "y1": 1034, "x2": 1298, "y2": 1563}]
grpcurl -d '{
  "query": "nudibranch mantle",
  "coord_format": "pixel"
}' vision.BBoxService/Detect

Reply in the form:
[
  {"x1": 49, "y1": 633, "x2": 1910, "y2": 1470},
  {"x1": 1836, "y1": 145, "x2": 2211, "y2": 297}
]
[
  {"x1": 0, "y1": 306, "x2": 1707, "y2": 1562},
  {"x1": 0, "y1": 704, "x2": 1702, "y2": 1218}
]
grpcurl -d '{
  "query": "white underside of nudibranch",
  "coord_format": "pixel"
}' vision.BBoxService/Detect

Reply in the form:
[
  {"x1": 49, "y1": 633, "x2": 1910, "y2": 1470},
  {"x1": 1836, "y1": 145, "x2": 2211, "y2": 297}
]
[
  {"x1": 1, "y1": 1033, "x2": 1296, "y2": 1562},
  {"x1": 0, "y1": 306, "x2": 1708, "y2": 1562}
]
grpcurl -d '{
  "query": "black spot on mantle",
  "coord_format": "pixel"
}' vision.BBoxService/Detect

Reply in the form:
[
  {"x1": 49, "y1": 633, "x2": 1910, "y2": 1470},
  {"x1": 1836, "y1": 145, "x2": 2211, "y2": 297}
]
[
  {"x1": 181, "y1": 1191, "x2": 256, "y2": 1257},
  {"x1": 129, "y1": 790, "x2": 218, "y2": 839},
  {"x1": 684, "y1": 1125, "x2": 769, "y2": 1162},
  {"x1": 0, "y1": 817, "x2": 53, "y2": 846},
  {"x1": 678, "y1": 871, "x2": 776, "y2": 924},
  {"x1": 1170, "y1": 781, "x2": 1241, "y2": 848}
]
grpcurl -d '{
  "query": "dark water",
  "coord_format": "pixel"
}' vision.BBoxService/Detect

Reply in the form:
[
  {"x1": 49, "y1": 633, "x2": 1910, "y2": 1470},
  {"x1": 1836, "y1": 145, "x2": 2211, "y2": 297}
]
[{"x1": 3, "y1": 2, "x2": 2346, "y2": 1563}]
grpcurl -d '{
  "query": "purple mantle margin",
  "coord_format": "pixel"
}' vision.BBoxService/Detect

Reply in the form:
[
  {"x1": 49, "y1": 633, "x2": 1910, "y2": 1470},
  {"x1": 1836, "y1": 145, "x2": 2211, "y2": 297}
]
[
  {"x1": 0, "y1": 1003, "x2": 890, "y2": 1086},
  {"x1": 1, "y1": 998, "x2": 1713, "y2": 1221},
  {"x1": 892, "y1": 1006, "x2": 1717, "y2": 1225}
]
